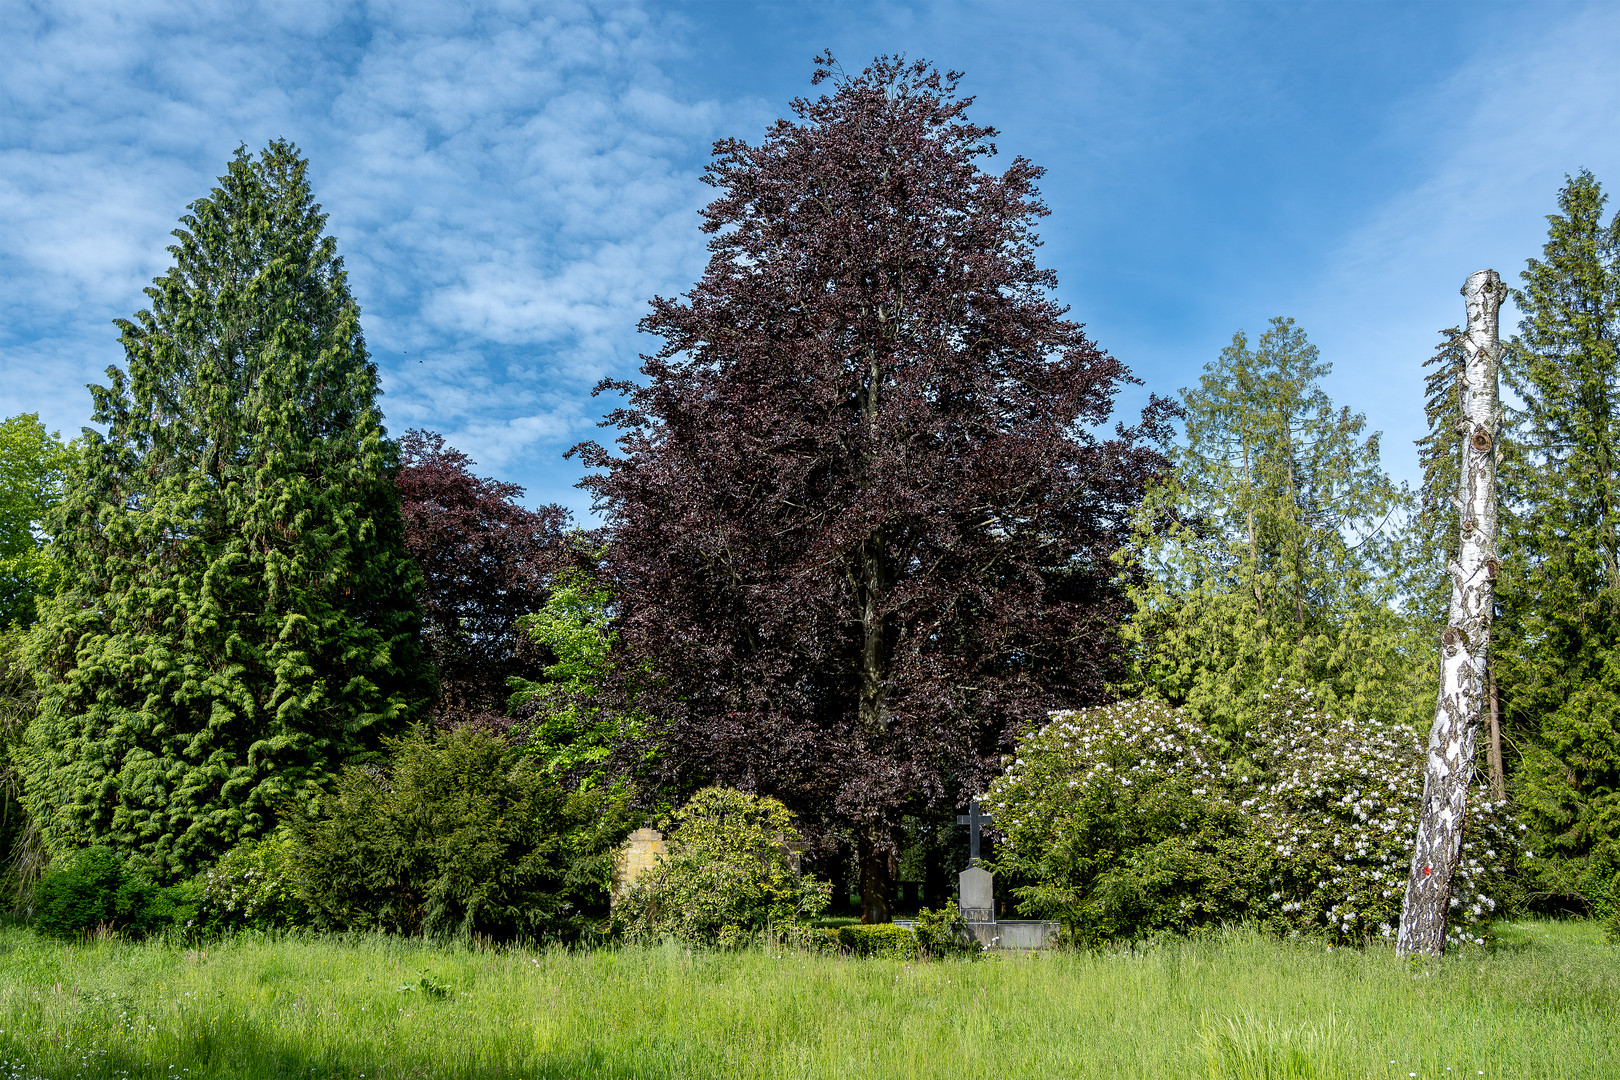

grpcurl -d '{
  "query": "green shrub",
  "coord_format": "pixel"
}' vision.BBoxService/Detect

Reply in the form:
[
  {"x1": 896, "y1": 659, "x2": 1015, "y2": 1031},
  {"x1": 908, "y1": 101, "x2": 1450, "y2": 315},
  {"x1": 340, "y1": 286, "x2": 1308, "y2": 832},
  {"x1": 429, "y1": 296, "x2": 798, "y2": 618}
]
[
  {"x1": 910, "y1": 900, "x2": 978, "y2": 958},
  {"x1": 614, "y1": 787, "x2": 831, "y2": 948},
  {"x1": 988, "y1": 692, "x2": 1520, "y2": 946},
  {"x1": 196, "y1": 830, "x2": 308, "y2": 933},
  {"x1": 288, "y1": 724, "x2": 634, "y2": 940},
  {"x1": 836, "y1": 923, "x2": 918, "y2": 958},
  {"x1": 1228, "y1": 686, "x2": 1516, "y2": 947},
  {"x1": 988, "y1": 700, "x2": 1247, "y2": 944},
  {"x1": 32, "y1": 846, "x2": 196, "y2": 939}
]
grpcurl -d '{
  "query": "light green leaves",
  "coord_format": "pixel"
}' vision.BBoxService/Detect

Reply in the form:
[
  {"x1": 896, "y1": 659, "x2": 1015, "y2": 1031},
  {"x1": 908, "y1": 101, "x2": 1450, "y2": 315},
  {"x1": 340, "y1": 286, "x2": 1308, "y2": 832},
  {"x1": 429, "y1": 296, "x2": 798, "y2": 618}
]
[{"x1": 1118, "y1": 318, "x2": 1424, "y2": 738}]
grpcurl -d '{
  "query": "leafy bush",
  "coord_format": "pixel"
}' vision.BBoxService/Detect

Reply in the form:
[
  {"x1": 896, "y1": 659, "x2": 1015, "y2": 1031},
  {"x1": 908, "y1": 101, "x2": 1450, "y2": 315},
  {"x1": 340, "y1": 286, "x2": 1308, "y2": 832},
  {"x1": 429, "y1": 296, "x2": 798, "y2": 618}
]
[
  {"x1": 1231, "y1": 686, "x2": 1516, "y2": 947},
  {"x1": 909, "y1": 900, "x2": 978, "y2": 958},
  {"x1": 196, "y1": 830, "x2": 308, "y2": 933},
  {"x1": 614, "y1": 787, "x2": 831, "y2": 948},
  {"x1": 987, "y1": 700, "x2": 1247, "y2": 943},
  {"x1": 989, "y1": 692, "x2": 1519, "y2": 946},
  {"x1": 289, "y1": 724, "x2": 634, "y2": 940},
  {"x1": 1, "y1": 626, "x2": 46, "y2": 910},
  {"x1": 836, "y1": 923, "x2": 918, "y2": 958},
  {"x1": 32, "y1": 846, "x2": 196, "y2": 939}
]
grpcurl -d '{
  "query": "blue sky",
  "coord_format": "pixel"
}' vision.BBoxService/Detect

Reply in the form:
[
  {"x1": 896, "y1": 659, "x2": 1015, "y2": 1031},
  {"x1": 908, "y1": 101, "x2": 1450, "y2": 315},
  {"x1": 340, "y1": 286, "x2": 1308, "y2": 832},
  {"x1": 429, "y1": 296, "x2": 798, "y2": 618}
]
[{"x1": 4, "y1": 1, "x2": 1619, "y2": 520}]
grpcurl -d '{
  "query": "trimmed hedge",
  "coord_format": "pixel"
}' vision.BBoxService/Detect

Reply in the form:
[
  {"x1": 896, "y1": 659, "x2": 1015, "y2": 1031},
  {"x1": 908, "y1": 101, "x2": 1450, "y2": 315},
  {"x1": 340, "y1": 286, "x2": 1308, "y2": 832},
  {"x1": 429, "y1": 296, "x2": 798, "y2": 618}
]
[{"x1": 836, "y1": 923, "x2": 918, "y2": 958}]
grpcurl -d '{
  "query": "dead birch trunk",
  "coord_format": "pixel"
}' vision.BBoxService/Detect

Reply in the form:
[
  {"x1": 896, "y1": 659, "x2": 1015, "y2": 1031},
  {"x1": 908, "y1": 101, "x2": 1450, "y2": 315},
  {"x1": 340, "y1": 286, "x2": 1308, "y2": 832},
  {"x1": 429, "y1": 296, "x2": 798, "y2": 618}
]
[{"x1": 1397, "y1": 269, "x2": 1506, "y2": 956}]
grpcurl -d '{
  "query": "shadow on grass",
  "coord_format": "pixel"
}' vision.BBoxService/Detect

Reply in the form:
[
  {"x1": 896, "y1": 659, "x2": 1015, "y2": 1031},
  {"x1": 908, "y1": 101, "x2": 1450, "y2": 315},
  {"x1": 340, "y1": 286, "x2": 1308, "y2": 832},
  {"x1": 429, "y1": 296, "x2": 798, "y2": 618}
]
[{"x1": 1, "y1": 1023, "x2": 682, "y2": 1080}]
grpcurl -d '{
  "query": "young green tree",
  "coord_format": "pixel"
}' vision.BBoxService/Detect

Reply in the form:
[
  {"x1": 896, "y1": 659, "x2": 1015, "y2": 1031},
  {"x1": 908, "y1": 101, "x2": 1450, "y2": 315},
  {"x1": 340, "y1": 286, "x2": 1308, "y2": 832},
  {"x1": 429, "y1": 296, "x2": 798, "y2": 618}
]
[
  {"x1": 1496, "y1": 170, "x2": 1620, "y2": 914},
  {"x1": 0, "y1": 413, "x2": 71, "y2": 628},
  {"x1": 506, "y1": 558, "x2": 635, "y2": 781},
  {"x1": 1121, "y1": 317, "x2": 1423, "y2": 737},
  {"x1": 21, "y1": 141, "x2": 430, "y2": 879},
  {"x1": 0, "y1": 414, "x2": 68, "y2": 899}
]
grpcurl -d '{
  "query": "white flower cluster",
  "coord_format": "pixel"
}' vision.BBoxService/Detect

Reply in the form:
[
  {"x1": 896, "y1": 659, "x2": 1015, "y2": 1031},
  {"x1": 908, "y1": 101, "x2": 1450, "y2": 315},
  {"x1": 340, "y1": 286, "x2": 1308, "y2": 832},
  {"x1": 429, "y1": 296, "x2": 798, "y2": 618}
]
[
  {"x1": 987, "y1": 698, "x2": 1229, "y2": 855},
  {"x1": 986, "y1": 686, "x2": 1518, "y2": 946},
  {"x1": 1241, "y1": 684, "x2": 1514, "y2": 945}
]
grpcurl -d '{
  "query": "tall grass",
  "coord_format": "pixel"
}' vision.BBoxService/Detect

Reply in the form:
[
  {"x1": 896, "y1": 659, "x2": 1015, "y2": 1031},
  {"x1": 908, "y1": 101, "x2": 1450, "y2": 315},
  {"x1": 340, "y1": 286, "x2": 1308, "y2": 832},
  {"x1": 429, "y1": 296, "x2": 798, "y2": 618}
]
[{"x1": 0, "y1": 921, "x2": 1614, "y2": 1079}]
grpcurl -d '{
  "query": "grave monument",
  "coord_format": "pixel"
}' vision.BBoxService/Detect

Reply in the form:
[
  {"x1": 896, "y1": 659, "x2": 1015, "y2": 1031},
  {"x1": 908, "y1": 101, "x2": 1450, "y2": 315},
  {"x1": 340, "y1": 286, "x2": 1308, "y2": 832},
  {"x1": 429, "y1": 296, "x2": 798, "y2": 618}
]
[{"x1": 954, "y1": 797, "x2": 1058, "y2": 950}]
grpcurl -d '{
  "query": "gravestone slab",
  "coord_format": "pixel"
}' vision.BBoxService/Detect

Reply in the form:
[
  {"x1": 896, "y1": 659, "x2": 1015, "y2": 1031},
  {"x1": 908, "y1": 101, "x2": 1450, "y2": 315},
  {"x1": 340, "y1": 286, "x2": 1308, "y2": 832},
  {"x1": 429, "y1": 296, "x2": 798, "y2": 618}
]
[
  {"x1": 992, "y1": 920, "x2": 1059, "y2": 950},
  {"x1": 610, "y1": 827, "x2": 667, "y2": 908},
  {"x1": 959, "y1": 864, "x2": 994, "y2": 924}
]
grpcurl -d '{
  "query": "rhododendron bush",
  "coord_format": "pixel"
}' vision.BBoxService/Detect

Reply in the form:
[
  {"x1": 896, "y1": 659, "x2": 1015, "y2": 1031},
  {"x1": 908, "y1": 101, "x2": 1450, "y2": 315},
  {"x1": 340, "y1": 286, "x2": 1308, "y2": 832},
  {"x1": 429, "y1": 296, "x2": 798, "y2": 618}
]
[{"x1": 987, "y1": 690, "x2": 1519, "y2": 945}]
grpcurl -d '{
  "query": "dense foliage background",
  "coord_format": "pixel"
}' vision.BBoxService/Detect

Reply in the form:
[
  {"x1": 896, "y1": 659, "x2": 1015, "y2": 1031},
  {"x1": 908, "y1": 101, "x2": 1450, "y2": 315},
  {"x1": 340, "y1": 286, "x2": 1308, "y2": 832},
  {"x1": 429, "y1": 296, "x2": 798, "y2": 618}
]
[{"x1": 0, "y1": 58, "x2": 1615, "y2": 946}]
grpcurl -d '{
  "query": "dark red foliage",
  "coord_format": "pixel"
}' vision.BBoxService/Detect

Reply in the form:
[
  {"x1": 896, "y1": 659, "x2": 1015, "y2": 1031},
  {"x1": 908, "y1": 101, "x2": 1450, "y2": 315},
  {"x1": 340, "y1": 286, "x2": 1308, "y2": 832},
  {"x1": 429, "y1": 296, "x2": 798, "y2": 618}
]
[
  {"x1": 397, "y1": 430, "x2": 574, "y2": 731},
  {"x1": 574, "y1": 55, "x2": 1177, "y2": 921}
]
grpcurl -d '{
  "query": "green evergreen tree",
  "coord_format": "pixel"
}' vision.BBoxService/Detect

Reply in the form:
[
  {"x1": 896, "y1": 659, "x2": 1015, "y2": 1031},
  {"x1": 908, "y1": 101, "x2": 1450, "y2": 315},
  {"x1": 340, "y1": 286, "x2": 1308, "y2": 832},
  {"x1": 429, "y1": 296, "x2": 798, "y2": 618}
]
[
  {"x1": 1120, "y1": 317, "x2": 1425, "y2": 737},
  {"x1": 1411, "y1": 328, "x2": 1470, "y2": 627},
  {"x1": 1496, "y1": 170, "x2": 1620, "y2": 914},
  {"x1": 21, "y1": 142, "x2": 430, "y2": 879}
]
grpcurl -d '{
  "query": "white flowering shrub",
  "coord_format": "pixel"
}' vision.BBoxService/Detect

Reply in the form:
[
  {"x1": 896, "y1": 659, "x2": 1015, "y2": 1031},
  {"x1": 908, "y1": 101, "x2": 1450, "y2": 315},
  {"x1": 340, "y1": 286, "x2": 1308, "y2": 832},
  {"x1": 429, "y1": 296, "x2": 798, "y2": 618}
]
[
  {"x1": 986, "y1": 700, "x2": 1247, "y2": 943},
  {"x1": 196, "y1": 830, "x2": 308, "y2": 933},
  {"x1": 988, "y1": 687, "x2": 1520, "y2": 946},
  {"x1": 1236, "y1": 685, "x2": 1517, "y2": 947}
]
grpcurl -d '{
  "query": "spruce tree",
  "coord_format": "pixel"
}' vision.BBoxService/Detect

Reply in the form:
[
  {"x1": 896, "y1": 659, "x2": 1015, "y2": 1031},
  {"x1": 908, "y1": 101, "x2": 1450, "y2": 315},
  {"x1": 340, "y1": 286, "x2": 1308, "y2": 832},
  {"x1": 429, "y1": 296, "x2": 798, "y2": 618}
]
[
  {"x1": 22, "y1": 142, "x2": 430, "y2": 878},
  {"x1": 1496, "y1": 170, "x2": 1620, "y2": 914}
]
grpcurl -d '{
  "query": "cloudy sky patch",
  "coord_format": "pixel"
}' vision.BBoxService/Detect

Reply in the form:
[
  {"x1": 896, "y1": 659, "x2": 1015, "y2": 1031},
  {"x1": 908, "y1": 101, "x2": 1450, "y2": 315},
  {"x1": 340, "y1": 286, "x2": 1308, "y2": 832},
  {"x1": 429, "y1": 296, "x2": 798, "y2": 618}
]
[{"x1": 4, "y1": 1, "x2": 1617, "y2": 517}]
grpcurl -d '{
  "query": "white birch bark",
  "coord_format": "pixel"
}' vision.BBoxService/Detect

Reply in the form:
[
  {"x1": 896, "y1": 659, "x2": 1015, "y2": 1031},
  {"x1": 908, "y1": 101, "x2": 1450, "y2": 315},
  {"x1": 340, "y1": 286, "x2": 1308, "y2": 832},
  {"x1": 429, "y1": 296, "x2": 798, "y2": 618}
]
[{"x1": 1397, "y1": 269, "x2": 1506, "y2": 956}]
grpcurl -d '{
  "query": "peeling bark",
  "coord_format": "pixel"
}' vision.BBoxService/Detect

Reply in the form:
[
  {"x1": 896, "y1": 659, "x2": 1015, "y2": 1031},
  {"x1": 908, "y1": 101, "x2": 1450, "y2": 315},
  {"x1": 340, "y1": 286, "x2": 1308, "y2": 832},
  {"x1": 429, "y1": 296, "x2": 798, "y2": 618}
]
[{"x1": 1397, "y1": 269, "x2": 1506, "y2": 956}]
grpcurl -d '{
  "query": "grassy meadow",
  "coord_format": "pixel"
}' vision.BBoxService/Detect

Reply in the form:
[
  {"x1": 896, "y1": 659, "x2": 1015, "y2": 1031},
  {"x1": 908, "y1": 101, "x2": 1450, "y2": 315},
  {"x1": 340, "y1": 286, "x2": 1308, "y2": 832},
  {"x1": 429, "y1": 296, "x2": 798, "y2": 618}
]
[{"x1": 0, "y1": 921, "x2": 1615, "y2": 1080}]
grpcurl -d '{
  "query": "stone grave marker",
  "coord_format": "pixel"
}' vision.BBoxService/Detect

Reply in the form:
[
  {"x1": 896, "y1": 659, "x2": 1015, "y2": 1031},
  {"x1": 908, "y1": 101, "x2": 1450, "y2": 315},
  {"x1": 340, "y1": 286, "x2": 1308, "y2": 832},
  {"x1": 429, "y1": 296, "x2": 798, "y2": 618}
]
[
  {"x1": 610, "y1": 827, "x2": 666, "y2": 909},
  {"x1": 954, "y1": 796, "x2": 1058, "y2": 949}
]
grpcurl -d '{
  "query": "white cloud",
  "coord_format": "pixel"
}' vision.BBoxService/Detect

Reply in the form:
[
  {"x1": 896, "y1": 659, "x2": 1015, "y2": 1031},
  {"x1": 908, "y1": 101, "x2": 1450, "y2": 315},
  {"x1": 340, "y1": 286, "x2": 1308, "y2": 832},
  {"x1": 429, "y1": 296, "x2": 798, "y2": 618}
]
[{"x1": 0, "y1": 0, "x2": 750, "y2": 516}]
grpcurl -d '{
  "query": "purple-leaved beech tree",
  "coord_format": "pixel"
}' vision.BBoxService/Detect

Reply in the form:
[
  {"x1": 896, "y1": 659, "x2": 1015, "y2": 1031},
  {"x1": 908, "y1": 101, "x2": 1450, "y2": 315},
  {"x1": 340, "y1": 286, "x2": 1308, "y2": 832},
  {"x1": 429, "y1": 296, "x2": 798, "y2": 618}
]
[
  {"x1": 574, "y1": 55, "x2": 1175, "y2": 922},
  {"x1": 1398, "y1": 269, "x2": 1506, "y2": 955},
  {"x1": 397, "y1": 431, "x2": 575, "y2": 732}
]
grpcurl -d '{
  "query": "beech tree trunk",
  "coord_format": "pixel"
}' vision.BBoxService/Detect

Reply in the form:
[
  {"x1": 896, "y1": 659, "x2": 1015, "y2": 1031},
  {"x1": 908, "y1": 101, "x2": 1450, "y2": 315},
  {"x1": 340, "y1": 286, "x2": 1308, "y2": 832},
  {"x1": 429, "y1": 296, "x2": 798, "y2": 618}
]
[
  {"x1": 857, "y1": 824, "x2": 897, "y2": 923},
  {"x1": 1397, "y1": 269, "x2": 1506, "y2": 956}
]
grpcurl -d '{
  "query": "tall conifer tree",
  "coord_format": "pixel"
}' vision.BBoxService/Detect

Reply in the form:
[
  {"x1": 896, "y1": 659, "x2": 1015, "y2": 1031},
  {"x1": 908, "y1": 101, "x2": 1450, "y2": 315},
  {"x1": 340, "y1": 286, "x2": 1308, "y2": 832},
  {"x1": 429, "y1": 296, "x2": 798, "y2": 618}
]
[
  {"x1": 1497, "y1": 170, "x2": 1620, "y2": 913},
  {"x1": 1121, "y1": 318, "x2": 1423, "y2": 737},
  {"x1": 22, "y1": 142, "x2": 429, "y2": 878}
]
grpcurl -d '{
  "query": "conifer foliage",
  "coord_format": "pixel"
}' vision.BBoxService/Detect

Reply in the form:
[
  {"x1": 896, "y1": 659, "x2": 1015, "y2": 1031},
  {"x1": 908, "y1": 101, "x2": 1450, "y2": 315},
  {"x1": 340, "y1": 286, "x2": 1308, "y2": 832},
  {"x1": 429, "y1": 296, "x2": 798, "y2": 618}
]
[
  {"x1": 576, "y1": 55, "x2": 1173, "y2": 921},
  {"x1": 1121, "y1": 319, "x2": 1419, "y2": 737},
  {"x1": 1496, "y1": 170, "x2": 1620, "y2": 914},
  {"x1": 22, "y1": 142, "x2": 430, "y2": 878}
]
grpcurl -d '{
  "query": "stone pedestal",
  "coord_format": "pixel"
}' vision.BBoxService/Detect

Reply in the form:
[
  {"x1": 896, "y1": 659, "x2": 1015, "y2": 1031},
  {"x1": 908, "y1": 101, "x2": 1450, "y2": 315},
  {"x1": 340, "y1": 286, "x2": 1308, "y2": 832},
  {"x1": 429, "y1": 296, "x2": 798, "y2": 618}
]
[
  {"x1": 956, "y1": 863, "x2": 1057, "y2": 949},
  {"x1": 611, "y1": 827, "x2": 667, "y2": 908}
]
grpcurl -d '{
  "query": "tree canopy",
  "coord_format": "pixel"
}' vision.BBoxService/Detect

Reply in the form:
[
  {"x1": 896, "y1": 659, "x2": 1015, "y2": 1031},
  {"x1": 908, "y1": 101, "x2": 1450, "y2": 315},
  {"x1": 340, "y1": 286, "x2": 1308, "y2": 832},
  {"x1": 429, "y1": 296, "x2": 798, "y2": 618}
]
[
  {"x1": 0, "y1": 414, "x2": 71, "y2": 629},
  {"x1": 1496, "y1": 169, "x2": 1620, "y2": 914},
  {"x1": 575, "y1": 54, "x2": 1174, "y2": 921},
  {"x1": 21, "y1": 141, "x2": 430, "y2": 878},
  {"x1": 396, "y1": 430, "x2": 572, "y2": 732},
  {"x1": 1120, "y1": 317, "x2": 1423, "y2": 737}
]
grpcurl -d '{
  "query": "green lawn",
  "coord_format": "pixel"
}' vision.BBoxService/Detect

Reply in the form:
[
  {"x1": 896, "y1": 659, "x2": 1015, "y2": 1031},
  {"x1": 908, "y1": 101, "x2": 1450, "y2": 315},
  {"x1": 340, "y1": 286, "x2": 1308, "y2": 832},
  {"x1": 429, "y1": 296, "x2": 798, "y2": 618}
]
[{"x1": 0, "y1": 921, "x2": 1614, "y2": 1079}]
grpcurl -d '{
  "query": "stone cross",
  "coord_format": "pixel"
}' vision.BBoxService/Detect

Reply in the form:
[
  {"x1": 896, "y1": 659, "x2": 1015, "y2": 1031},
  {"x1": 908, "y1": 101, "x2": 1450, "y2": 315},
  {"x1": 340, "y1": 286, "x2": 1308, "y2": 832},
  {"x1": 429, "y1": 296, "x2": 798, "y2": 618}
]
[{"x1": 956, "y1": 798, "x2": 994, "y2": 866}]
